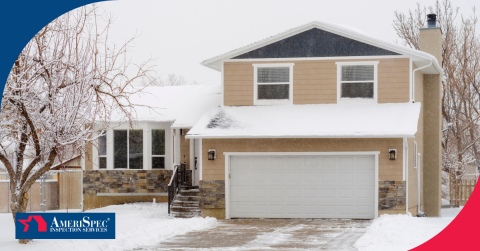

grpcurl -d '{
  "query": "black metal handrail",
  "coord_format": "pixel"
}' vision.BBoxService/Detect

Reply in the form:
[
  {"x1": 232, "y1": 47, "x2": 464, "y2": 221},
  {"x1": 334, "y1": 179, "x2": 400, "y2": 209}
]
[{"x1": 167, "y1": 163, "x2": 187, "y2": 215}]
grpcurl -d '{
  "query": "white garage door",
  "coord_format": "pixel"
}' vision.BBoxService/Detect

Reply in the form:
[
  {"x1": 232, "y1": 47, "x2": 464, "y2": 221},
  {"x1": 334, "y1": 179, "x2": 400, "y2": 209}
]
[{"x1": 230, "y1": 155, "x2": 375, "y2": 219}]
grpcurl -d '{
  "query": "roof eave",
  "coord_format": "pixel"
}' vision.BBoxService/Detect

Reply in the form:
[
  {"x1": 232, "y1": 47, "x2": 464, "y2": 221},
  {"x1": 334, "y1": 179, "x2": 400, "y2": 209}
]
[{"x1": 185, "y1": 134, "x2": 416, "y2": 139}]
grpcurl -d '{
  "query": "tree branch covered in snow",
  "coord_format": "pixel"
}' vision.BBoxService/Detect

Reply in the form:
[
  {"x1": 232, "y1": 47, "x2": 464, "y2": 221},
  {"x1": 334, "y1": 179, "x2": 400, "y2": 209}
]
[
  {"x1": 393, "y1": 0, "x2": 480, "y2": 202},
  {"x1": 0, "y1": 4, "x2": 155, "y2": 235}
]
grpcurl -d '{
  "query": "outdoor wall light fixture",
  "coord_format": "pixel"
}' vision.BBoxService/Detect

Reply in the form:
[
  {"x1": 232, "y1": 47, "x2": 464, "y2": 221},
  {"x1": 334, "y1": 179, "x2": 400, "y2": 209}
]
[
  {"x1": 208, "y1": 149, "x2": 216, "y2": 160},
  {"x1": 389, "y1": 149, "x2": 397, "y2": 160}
]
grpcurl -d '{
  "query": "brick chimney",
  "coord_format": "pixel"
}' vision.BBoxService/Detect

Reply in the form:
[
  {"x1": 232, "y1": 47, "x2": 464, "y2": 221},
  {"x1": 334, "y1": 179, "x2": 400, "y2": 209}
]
[{"x1": 419, "y1": 14, "x2": 442, "y2": 66}]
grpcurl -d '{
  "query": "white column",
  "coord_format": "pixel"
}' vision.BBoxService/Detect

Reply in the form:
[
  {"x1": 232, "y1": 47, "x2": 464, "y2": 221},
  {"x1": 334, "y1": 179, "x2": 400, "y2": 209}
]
[
  {"x1": 198, "y1": 139, "x2": 202, "y2": 180},
  {"x1": 189, "y1": 138, "x2": 196, "y2": 185},
  {"x1": 107, "y1": 129, "x2": 114, "y2": 170},
  {"x1": 174, "y1": 129, "x2": 180, "y2": 166}
]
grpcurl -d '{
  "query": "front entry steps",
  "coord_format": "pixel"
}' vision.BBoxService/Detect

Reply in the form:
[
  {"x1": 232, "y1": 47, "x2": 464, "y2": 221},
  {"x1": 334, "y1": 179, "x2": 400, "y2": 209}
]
[{"x1": 170, "y1": 186, "x2": 201, "y2": 218}]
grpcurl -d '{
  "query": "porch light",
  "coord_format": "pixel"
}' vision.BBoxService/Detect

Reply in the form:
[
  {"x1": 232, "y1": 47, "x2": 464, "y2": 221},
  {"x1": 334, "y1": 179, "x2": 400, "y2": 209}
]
[
  {"x1": 208, "y1": 149, "x2": 216, "y2": 160},
  {"x1": 389, "y1": 149, "x2": 397, "y2": 160}
]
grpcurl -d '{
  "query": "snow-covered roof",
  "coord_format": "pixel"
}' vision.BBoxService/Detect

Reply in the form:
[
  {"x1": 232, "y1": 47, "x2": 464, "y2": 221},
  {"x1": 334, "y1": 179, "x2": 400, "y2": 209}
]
[
  {"x1": 186, "y1": 103, "x2": 421, "y2": 139},
  {"x1": 201, "y1": 21, "x2": 441, "y2": 74},
  {"x1": 110, "y1": 85, "x2": 221, "y2": 128}
]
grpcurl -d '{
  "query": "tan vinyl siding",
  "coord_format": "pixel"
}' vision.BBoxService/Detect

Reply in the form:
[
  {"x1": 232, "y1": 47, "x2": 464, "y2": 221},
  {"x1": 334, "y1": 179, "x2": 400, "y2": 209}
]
[
  {"x1": 224, "y1": 57, "x2": 410, "y2": 106},
  {"x1": 202, "y1": 138, "x2": 403, "y2": 181}
]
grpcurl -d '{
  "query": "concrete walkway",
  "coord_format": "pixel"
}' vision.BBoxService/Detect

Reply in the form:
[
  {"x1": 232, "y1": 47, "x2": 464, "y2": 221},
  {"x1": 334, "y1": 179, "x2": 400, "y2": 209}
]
[{"x1": 140, "y1": 219, "x2": 372, "y2": 251}]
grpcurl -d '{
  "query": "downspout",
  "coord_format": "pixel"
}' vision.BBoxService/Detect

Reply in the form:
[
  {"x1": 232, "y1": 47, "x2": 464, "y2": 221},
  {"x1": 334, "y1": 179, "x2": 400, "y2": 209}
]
[
  {"x1": 404, "y1": 138, "x2": 409, "y2": 215},
  {"x1": 411, "y1": 60, "x2": 433, "y2": 102},
  {"x1": 417, "y1": 153, "x2": 425, "y2": 216}
]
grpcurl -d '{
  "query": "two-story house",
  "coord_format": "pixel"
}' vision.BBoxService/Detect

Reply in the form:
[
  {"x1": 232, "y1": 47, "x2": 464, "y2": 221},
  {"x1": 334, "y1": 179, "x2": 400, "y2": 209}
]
[
  {"x1": 186, "y1": 18, "x2": 442, "y2": 219},
  {"x1": 84, "y1": 17, "x2": 442, "y2": 220}
]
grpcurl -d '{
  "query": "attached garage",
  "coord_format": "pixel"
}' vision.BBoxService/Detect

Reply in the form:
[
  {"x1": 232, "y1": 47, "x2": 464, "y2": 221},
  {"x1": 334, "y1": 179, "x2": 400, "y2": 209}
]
[{"x1": 226, "y1": 153, "x2": 378, "y2": 219}]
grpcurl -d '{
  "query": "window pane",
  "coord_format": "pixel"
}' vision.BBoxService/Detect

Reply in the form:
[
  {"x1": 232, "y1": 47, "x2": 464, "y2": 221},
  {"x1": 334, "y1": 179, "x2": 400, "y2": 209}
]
[
  {"x1": 99, "y1": 157, "x2": 106, "y2": 169},
  {"x1": 98, "y1": 133, "x2": 106, "y2": 156},
  {"x1": 258, "y1": 67, "x2": 289, "y2": 83},
  {"x1": 129, "y1": 130, "x2": 143, "y2": 169},
  {"x1": 341, "y1": 83, "x2": 374, "y2": 98},
  {"x1": 152, "y1": 129, "x2": 165, "y2": 155},
  {"x1": 114, "y1": 130, "x2": 128, "y2": 169},
  {"x1": 342, "y1": 65, "x2": 374, "y2": 81},
  {"x1": 258, "y1": 84, "x2": 289, "y2": 100},
  {"x1": 152, "y1": 157, "x2": 165, "y2": 169}
]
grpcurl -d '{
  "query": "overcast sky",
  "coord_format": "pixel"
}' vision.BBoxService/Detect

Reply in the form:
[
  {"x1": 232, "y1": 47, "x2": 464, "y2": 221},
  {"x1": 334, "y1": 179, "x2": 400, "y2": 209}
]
[{"x1": 100, "y1": 0, "x2": 478, "y2": 85}]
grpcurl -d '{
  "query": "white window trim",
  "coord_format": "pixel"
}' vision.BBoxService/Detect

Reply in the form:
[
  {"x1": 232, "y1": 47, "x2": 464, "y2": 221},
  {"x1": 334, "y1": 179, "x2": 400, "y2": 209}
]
[
  {"x1": 336, "y1": 61, "x2": 379, "y2": 104},
  {"x1": 223, "y1": 151, "x2": 380, "y2": 220},
  {"x1": 98, "y1": 132, "x2": 107, "y2": 169},
  {"x1": 151, "y1": 129, "x2": 167, "y2": 169},
  {"x1": 253, "y1": 63, "x2": 294, "y2": 105}
]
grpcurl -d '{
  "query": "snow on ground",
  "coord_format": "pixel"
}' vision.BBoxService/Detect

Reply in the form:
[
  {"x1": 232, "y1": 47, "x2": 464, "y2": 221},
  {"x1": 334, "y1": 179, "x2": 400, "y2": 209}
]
[
  {"x1": 0, "y1": 202, "x2": 217, "y2": 251},
  {"x1": 355, "y1": 207, "x2": 463, "y2": 251}
]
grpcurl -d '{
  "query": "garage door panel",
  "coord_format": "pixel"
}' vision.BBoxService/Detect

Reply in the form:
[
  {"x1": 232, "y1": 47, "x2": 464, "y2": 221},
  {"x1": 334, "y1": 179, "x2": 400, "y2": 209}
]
[
  {"x1": 269, "y1": 157, "x2": 284, "y2": 167},
  {"x1": 339, "y1": 156, "x2": 354, "y2": 168},
  {"x1": 304, "y1": 157, "x2": 319, "y2": 168},
  {"x1": 252, "y1": 156, "x2": 268, "y2": 167},
  {"x1": 321, "y1": 172, "x2": 337, "y2": 184},
  {"x1": 303, "y1": 172, "x2": 319, "y2": 183},
  {"x1": 230, "y1": 155, "x2": 375, "y2": 219},
  {"x1": 286, "y1": 172, "x2": 302, "y2": 182},
  {"x1": 322, "y1": 156, "x2": 337, "y2": 168}
]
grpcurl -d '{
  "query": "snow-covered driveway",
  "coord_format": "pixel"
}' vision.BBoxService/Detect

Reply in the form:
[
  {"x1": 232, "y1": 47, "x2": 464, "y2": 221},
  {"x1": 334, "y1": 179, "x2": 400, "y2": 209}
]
[
  {"x1": 141, "y1": 218, "x2": 371, "y2": 251},
  {"x1": 0, "y1": 203, "x2": 217, "y2": 251}
]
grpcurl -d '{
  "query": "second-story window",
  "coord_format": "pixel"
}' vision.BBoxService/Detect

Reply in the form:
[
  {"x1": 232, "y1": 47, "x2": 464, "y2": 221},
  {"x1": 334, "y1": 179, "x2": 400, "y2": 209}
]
[
  {"x1": 253, "y1": 63, "x2": 294, "y2": 105},
  {"x1": 336, "y1": 61, "x2": 378, "y2": 103},
  {"x1": 114, "y1": 130, "x2": 143, "y2": 169}
]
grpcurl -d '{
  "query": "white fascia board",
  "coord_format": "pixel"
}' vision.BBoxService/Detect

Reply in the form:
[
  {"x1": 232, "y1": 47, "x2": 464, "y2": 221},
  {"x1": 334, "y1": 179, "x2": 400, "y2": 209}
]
[
  {"x1": 103, "y1": 119, "x2": 176, "y2": 123},
  {"x1": 201, "y1": 21, "x2": 442, "y2": 74},
  {"x1": 185, "y1": 134, "x2": 415, "y2": 139},
  {"x1": 171, "y1": 125, "x2": 193, "y2": 129},
  {"x1": 223, "y1": 151, "x2": 381, "y2": 156}
]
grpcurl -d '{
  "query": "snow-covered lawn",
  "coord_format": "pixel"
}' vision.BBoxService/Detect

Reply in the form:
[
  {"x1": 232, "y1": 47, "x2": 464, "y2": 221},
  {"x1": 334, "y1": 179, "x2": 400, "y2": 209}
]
[
  {"x1": 355, "y1": 207, "x2": 463, "y2": 251},
  {"x1": 0, "y1": 202, "x2": 217, "y2": 251}
]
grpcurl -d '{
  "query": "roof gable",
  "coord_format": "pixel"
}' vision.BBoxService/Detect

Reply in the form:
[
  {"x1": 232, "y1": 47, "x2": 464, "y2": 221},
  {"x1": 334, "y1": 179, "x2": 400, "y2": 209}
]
[
  {"x1": 201, "y1": 21, "x2": 441, "y2": 74},
  {"x1": 233, "y1": 28, "x2": 400, "y2": 59}
]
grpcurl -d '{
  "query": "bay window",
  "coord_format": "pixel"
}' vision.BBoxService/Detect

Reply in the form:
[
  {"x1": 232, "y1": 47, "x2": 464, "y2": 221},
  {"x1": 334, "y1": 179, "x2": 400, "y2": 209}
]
[
  {"x1": 152, "y1": 129, "x2": 166, "y2": 169},
  {"x1": 98, "y1": 132, "x2": 107, "y2": 169},
  {"x1": 114, "y1": 130, "x2": 143, "y2": 169}
]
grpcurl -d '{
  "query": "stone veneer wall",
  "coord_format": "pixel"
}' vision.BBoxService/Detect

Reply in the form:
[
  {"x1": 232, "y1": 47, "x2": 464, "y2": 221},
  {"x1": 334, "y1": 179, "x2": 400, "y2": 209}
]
[
  {"x1": 83, "y1": 170, "x2": 173, "y2": 195},
  {"x1": 199, "y1": 180, "x2": 225, "y2": 208},
  {"x1": 379, "y1": 181, "x2": 406, "y2": 210},
  {"x1": 199, "y1": 180, "x2": 225, "y2": 218}
]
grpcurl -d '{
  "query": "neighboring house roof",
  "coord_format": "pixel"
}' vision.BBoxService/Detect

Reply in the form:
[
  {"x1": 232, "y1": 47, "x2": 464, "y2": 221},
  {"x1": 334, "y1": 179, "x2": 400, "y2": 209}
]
[
  {"x1": 201, "y1": 21, "x2": 441, "y2": 74},
  {"x1": 110, "y1": 85, "x2": 221, "y2": 128},
  {"x1": 51, "y1": 154, "x2": 82, "y2": 170},
  {"x1": 186, "y1": 103, "x2": 421, "y2": 139}
]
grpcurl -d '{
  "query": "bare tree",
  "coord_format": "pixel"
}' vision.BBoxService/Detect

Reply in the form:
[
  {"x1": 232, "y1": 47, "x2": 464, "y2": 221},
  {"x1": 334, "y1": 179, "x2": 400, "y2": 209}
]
[
  {"x1": 0, "y1": 4, "x2": 154, "y2": 243},
  {"x1": 393, "y1": 0, "x2": 480, "y2": 204},
  {"x1": 164, "y1": 73, "x2": 187, "y2": 86}
]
